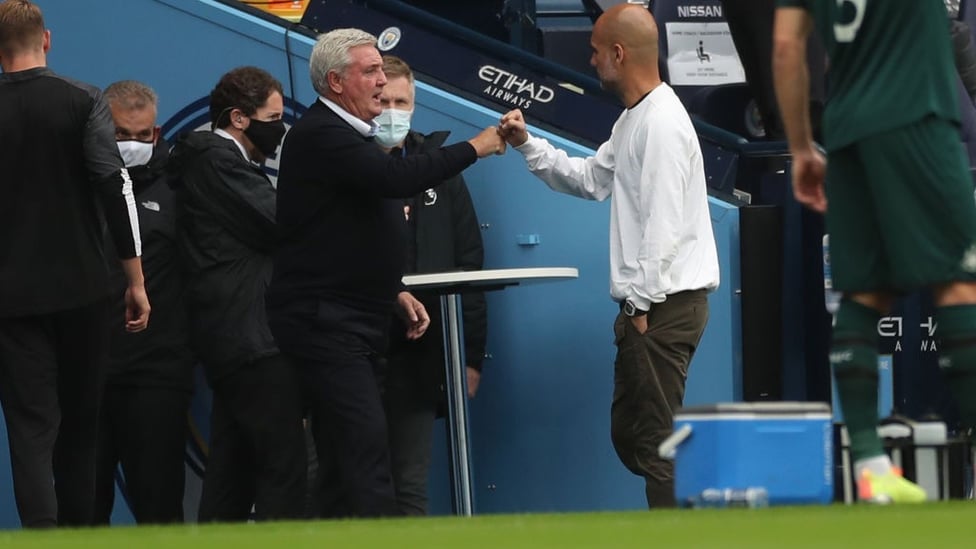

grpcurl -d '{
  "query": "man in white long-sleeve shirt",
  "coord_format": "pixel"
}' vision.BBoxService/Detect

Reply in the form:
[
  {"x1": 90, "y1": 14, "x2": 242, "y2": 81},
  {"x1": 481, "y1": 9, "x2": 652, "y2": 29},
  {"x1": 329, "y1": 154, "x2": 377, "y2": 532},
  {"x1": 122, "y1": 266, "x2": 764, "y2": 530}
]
[{"x1": 499, "y1": 3, "x2": 719, "y2": 508}]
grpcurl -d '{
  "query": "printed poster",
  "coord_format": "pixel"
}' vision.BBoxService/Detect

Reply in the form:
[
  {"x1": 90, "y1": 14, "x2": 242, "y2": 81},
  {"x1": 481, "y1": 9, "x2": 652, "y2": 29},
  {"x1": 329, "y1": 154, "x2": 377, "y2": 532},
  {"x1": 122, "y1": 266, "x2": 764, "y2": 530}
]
[{"x1": 665, "y1": 22, "x2": 746, "y2": 86}]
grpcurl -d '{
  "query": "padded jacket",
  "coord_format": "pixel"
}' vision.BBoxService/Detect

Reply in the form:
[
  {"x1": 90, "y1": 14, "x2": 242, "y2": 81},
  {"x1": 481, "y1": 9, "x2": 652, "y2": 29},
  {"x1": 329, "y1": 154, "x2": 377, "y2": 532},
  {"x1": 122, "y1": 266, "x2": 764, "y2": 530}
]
[{"x1": 168, "y1": 130, "x2": 279, "y2": 382}]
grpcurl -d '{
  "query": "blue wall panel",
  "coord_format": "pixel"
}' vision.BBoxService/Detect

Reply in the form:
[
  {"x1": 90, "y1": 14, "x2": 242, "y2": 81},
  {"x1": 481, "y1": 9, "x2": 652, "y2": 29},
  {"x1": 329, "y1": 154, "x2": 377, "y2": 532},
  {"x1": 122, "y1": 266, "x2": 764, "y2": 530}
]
[{"x1": 0, "y1": 0, "x2": 744, "y2": 524}]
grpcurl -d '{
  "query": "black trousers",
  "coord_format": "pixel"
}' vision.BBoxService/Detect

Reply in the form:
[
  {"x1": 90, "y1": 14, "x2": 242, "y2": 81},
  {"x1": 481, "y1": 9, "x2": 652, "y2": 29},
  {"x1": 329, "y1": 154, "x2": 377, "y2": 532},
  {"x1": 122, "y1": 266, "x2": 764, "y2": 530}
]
[
  {"x1": 292, "y1": 331, "x2": 399, "y2": 518},
  {"x1": 197, "y1": 353, "x2": 307, "y2": 522},
  {"x1": 720, "y1": 0, "x2": 782, "y2": 139},
  {"x1": 383, "y1": 341, "x2": 441, "y2": 516},
  {"x1": 93, "y1": 384, "x2": 190, "y2": 525},
  {"x1": 0, "y1": 298, "x2": 110, "y2": 528}
]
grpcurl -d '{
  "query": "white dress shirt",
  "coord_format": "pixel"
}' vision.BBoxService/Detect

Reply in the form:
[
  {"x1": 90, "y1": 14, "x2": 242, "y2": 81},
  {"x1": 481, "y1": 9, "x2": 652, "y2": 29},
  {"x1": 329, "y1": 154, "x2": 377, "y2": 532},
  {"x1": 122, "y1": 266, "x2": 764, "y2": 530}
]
[{"x1": 319, "y1": 96, "x2": 377, "y2": 138}]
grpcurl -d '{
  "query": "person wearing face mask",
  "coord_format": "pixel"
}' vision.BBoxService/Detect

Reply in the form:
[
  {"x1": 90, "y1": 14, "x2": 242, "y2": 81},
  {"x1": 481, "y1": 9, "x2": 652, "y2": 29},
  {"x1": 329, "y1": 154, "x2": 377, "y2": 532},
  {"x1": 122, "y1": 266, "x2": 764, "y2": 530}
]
[
  {"x1": 168, "y1": 66, "x2": 306, "y2": 522},
  {"x1": 376, "y1": 55, "x2": 488, "y2": 516},
  {"x1": 91, "y1": 80, "x2": 194, "y2": 525}
]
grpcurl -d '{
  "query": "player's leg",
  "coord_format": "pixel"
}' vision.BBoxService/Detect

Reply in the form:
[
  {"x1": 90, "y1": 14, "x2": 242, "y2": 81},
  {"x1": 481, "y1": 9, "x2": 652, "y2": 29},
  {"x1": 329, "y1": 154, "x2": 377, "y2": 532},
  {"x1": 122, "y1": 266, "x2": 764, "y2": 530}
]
[
  {"x1": 870, "y1": 116, "x2": 976, "y2": 431},
  {"x1": 825, "y1": 145, "x2": 888, "y2": 464},
  {"x1": 827, "y1": 142, "x2": 926, "y2": 503},
  {"x1": 854, "y1": 117, "x2": 976, "y2": 502}
]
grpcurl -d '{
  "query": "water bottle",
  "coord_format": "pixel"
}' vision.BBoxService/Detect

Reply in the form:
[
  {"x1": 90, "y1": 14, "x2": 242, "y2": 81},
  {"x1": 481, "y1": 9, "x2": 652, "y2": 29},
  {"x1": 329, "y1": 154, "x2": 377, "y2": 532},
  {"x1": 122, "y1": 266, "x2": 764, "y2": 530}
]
[
  {"x1": 689, "y1": 487, "x2": 769, "y2": 509},
  {"x1": 823, "y1": 234, "x2": 841, "y2": 316}
]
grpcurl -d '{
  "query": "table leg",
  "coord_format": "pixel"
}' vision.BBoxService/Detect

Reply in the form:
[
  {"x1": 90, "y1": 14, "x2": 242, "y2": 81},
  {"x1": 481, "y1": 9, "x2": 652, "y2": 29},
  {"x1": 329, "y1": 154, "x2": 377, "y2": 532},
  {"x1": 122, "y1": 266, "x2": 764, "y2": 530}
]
[{"x1": 440, "y1": 293, "x2": 473, "y2": 516}]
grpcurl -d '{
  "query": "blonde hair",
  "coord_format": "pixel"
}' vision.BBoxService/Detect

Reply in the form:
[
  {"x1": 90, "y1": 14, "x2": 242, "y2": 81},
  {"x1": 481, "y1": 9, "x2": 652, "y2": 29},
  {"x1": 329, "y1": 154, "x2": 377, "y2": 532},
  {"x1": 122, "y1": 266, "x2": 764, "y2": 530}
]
[
  {"x1": 0, "y1": 0, "x2": 44, "y2": 56},
  {"x1": 382, "y1": 55, "x2": 414, "y2": 84}
]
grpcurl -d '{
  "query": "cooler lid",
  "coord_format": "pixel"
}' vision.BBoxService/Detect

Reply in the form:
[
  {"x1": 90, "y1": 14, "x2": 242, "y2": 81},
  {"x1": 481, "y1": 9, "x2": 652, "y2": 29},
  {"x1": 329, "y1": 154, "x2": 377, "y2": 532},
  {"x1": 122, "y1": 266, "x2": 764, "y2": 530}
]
[{"x1": 677, "y1": 401, "x2": 831, "y2": 416}]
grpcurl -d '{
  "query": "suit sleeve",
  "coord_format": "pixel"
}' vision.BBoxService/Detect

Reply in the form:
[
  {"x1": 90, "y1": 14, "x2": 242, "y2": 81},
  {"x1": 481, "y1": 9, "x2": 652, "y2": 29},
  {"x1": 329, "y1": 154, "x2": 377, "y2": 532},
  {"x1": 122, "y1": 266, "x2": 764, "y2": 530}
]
[
  {"x1": 306, "y1": 124, "x2": 478, "y2": 199},
  {"x1": 84, "y1": 90, "x2": 141, "y2": 259}
]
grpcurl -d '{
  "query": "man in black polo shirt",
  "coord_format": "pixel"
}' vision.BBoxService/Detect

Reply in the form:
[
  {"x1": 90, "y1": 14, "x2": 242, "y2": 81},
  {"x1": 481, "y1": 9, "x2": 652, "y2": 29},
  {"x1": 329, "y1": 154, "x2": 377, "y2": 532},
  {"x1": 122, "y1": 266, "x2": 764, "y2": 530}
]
[{"x1": 0, "y1": 0, "x2": 150, "y2": 527}]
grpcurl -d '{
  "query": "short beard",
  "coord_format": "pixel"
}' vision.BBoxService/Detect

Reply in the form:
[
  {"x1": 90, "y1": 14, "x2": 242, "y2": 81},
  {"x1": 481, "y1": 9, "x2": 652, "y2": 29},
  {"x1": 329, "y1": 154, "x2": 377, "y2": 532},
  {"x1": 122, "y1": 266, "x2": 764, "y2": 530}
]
[{"x1": 599, "y1": 77, "x2": 619, "y2": 96}]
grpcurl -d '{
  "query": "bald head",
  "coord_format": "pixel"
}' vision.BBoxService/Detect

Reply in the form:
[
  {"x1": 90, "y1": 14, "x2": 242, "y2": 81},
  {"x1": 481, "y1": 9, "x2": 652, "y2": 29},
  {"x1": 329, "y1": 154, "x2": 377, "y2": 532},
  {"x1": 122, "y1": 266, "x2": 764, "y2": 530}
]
[
  {"x1": 593, "y1": 4, "x2": 659, "y2": 66},
  {"x1": 589, "y1": 4, "x2": 661, "y2": 106}
]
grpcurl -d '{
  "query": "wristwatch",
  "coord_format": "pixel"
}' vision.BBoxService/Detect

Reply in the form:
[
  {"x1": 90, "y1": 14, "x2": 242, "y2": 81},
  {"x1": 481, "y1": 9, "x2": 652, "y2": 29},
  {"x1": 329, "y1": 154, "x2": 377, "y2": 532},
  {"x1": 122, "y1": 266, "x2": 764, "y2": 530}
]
[{"x1": 623, "y1": 299, "x2": 648, "y2": 317}]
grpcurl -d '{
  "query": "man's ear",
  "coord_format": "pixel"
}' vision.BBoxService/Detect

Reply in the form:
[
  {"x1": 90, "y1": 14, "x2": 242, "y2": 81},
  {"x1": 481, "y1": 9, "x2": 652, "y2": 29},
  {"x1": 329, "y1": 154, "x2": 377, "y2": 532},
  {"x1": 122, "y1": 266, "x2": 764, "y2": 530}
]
[
  {"x1": 230, "y1": 108, "x2": 248, "y2": 130},
  {"x1": 327, "y1": 70, "x2": 343, "y2": 94},
  {"x1": 42, "y1": 30, "x2": 51, "y2": 54},
  {"x1": 613, "y1": 43, "x2": 624, "y2": 64},
  {"x1": 152, "y1": 126, "x2": 161, "y2": 146}
]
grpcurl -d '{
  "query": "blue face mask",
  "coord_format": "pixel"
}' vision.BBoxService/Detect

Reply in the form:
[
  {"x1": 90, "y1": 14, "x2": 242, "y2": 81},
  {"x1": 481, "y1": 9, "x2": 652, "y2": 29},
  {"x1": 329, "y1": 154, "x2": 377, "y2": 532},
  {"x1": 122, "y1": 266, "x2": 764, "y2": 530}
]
[{"x1": 373, "y1": 108, "x2": 413, "y2": 148}]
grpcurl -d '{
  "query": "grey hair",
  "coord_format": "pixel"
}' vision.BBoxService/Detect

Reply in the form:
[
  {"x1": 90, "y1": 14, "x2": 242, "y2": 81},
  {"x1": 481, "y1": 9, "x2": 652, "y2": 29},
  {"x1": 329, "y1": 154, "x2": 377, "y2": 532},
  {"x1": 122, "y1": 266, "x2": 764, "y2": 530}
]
[
  {"x1": 104, "y1": 80, "x2": 158, "y2": 111},
  {"x1": 309, "y1": 28, "x2": 377, "y2": 96}
]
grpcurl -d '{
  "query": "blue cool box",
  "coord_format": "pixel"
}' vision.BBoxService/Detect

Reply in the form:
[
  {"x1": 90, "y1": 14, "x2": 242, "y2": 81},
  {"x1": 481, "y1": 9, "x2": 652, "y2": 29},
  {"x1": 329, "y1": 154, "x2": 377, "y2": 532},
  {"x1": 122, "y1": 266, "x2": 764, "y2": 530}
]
[{"x1": 663, "y1": 402, "x2": 834, "y2": 506}]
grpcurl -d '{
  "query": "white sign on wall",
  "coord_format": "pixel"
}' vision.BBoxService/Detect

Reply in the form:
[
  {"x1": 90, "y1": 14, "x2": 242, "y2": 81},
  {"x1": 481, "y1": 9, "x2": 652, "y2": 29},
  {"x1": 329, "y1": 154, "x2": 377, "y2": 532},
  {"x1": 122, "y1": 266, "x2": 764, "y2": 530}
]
[{"x1": 666, "y1": 22, "x2": 746, "y2": 86}]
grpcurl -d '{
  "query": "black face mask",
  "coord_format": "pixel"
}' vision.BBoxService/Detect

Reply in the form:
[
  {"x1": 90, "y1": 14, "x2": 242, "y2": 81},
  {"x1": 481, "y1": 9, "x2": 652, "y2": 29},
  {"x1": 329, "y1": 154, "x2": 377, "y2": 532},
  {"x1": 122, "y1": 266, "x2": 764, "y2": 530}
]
[{"x1": 244, "y1": 118, "x2": 286, "y2": 159}]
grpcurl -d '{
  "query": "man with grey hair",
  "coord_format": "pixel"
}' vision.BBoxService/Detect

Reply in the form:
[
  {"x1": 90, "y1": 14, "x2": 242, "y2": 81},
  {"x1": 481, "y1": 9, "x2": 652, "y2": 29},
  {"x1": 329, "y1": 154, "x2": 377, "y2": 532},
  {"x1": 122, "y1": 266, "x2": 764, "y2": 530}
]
[
  {"x1": 267, "y1": 27, "x2": 505, "y2": 516},
  {"x1": 93, "y1": 80, "x2": 194, "y2": 525}
]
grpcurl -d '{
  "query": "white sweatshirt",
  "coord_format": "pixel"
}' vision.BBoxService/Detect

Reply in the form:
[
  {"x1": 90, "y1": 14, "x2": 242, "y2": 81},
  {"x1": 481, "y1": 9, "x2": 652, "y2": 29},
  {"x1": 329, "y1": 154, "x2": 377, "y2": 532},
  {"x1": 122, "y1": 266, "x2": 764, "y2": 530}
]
[{"x1": 514, "y1": 83, "x2": 720, "y2": 310}]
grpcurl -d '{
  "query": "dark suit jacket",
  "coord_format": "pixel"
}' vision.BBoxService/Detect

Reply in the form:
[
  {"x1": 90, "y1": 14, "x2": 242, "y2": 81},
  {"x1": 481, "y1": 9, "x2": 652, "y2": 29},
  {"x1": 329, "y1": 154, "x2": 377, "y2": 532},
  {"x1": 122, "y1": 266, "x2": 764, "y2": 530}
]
[{"x1": 267, "y1": 99, "x2": 478, "y2": 354}]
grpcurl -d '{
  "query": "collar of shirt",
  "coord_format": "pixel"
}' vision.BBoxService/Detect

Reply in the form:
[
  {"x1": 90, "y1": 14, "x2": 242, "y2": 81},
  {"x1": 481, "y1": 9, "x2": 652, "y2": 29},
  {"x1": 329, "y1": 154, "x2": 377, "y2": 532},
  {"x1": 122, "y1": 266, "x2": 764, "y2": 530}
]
[
  {"x1": 0, "y1": 66, "x2": 51, "y2": 82},
  {"x1": 213, "y1": 128, "x2": 252, "y2": 164},
  {"x1": 319, "y1": 96, "x2": 378, "y2": 138}
]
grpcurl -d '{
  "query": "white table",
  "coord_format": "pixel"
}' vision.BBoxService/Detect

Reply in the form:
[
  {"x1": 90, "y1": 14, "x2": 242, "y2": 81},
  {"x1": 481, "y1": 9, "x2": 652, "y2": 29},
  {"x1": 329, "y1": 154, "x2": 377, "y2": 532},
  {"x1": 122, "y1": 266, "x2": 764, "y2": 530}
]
[{"x1": 402, "y1": 267, "x2": 578, "y2": 516}]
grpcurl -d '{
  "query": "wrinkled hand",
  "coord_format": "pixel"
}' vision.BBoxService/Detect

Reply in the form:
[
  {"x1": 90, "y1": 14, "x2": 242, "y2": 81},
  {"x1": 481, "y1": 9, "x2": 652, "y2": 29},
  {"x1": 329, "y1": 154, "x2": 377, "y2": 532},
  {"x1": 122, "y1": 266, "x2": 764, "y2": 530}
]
[
  {"x1": 397, "y1": 291, "x2": 430, "y2": 339},
  {"x1": 466, "y1": 366, "x2": 481, "y2": 398},
  {"x1": 468, "y1": 126, "x2": 507, "y2": 158},
  {"x1": 790, "y1": 146, "x2": 827, "y2": 213},
  {"x1": 498, "y1": 109, "x2": 529, "y2": 147},
  {"x1": 125, "y1": 284, "x2": 151, "y2": 332}
]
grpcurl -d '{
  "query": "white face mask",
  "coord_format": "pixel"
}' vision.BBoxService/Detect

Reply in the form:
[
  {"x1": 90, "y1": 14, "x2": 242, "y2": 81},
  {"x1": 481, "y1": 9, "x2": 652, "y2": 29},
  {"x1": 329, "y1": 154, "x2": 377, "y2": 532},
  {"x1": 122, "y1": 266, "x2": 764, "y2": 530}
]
[
  {"x1": 116, "y1": 140, "x2": 154, "y2": 168},
  {"x1": 373, "y1": 108, "x2": 413, "y2": 148}
]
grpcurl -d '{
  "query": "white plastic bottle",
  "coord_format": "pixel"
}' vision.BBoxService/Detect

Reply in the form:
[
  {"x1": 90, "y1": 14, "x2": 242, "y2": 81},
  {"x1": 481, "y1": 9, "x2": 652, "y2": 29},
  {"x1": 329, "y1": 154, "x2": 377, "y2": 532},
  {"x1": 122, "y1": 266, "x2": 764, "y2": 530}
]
[
  {"x1": 823, "y1": 234, "x2": 842, "y2": 316},
  {"x1": 690, "y1": 487, "x2": 769, "y2": 508}
]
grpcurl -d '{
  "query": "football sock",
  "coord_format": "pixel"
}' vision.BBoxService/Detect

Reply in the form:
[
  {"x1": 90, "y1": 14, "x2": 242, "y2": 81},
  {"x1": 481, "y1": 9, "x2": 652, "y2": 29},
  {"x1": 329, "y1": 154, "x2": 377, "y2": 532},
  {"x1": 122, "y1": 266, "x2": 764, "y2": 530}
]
[
  {"x1": 854, "y1": 454, "x2": 892, "y2": 478},
  {"x1": 935, "y1": 304, "x2": 976, "y2": 429},
  {"x1": 832, "y1": 299, "x2": 884, "y2": 462}
]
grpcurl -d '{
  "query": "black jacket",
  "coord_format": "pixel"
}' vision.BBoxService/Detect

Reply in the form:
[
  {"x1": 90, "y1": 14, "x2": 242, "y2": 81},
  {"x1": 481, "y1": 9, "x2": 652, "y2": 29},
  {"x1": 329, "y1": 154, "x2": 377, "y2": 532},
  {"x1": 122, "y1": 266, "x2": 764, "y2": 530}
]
[
  {"x1": 388, "y1": 130, "x2": 487, "y2": 385},
  {"x1": 168, "y1": 130, "x2": 279, "y2": 382},
  {"x1": 267, "y1": 100, "x2": 477, "y2": 355},
  {"x1": 105, "y1": 140, "x2": 194, "y2": 391}
]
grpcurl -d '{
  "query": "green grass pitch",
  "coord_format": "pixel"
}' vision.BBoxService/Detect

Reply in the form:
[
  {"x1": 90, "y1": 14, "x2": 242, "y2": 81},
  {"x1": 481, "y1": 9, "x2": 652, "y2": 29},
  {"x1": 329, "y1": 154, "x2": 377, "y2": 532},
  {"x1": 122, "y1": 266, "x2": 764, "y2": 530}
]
[{"x1": 0, "y1": 503, "x2": 972, "y2": 548}]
